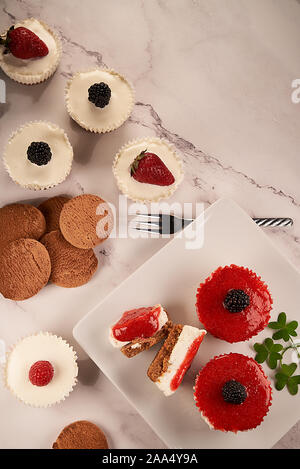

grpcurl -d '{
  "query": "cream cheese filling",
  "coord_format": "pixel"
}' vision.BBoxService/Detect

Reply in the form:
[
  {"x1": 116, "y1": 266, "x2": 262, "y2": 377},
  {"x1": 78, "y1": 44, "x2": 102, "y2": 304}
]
[{"x1": 156, "y1": 325, "x2": 206, "y2": 396}]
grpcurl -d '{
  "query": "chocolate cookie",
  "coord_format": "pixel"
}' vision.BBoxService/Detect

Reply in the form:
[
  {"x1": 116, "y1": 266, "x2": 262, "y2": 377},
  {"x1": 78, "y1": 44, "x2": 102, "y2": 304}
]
[
  {"x1": 0, "y1": 238, "x2": 51, "y2": 300},
  {"x1": 41, "y1": 230, "x2": 98, "y2": 288},
  {"x1": 38, "y1": 196, "x2": 70, "y2": 233},
  {"x1": 52, "y1": 420, "x2": 109, "y2": 449},
  {"x1": 0, "y1": 203, "x2": 46, "y2": 253},
  {"x1": 59, "y1": 194, "x2": 114, "y2": 249}
]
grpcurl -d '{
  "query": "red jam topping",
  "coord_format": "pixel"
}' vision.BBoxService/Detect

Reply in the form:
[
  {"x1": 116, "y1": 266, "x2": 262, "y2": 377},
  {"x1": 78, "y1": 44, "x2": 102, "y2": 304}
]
[
  {"x1": 196, "y1": 265, "x2": 273, "y2": 343},
  {"x1": 170, "y1": 332, "x2": 205, "y2": 392},
  {"x1": 194, "y1": 353, "x2": 272, "y2": 432},
  {"x1": 112, "y1": 305, "x2": 162, "y2": 342}
]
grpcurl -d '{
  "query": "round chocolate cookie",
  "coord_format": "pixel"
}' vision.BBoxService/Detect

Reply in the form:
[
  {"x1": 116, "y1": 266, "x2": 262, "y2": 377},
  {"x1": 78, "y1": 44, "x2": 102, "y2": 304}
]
[
  {"x1": 0, "y1": 203, "x2": 46, "y2": 253},
  {"x1": 38, "y1": 196, "x2": 71, "y2": 233},
  {"x1": 41, "y1": 230, "x2": 98, "y2": 288},
  {"x1": 0, "y1": 238, "x2": 51, "y2": 300},
  {"x1": 59, "y1": 194, "x2": 114, "y2": 249},
  {"x1": 52, "y1": 420, "x2": 109, "y2": 449}
]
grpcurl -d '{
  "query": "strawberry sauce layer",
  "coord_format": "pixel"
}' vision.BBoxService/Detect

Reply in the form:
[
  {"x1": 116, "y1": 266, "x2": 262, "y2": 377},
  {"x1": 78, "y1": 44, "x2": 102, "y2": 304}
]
[
  {"x1": 196, "y1": 265, "x2": 272, "y2": 343},
  {"x1": 112, "y1": 306, "x2": 162, "y2": 342},
  {"x1": 170, "y1": 332, "x2": 206, "y2": 392},
  {"x1": 194, "y1": 353, "x2": 272, "y2": 432}
]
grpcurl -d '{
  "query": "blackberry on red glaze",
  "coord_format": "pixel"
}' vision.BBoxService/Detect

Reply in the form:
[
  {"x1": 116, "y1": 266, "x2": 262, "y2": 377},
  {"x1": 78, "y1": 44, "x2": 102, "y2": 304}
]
[
  {"x1": 88, "y1": 82, "x2": 111, "y2": 108},
  {"x1": 222, "y1": 380, "x2": 247, "y2": 404},
  {"x1": 223, "y1": 288, "x2": 250, "y2": 313},
  {"x1": 27, "y1": 141, "x2": 52, "y2": 166}
]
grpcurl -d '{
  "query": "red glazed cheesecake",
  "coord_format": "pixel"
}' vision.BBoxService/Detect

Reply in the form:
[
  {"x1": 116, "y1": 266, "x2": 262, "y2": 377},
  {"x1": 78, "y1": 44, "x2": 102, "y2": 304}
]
[
  {"x1": 194, "y1": 353, "x2": 272, "y2": 432},
  {"x1": 196, "y1": 265, "x2": 272, "y2": 343},
  {"x1": 109, "y1": 305, "x2": 172, "y2": 357}
]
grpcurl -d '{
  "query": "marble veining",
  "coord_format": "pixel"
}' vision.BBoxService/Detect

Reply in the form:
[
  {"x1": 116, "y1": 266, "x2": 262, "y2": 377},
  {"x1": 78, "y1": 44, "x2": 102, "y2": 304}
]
[{"x1": 0, "y1": 0, "x2": 299, "y2": 449}]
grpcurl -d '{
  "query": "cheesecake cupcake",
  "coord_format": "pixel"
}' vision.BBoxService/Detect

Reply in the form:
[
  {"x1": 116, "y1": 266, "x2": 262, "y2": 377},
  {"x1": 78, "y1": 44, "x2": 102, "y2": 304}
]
[
  {"x1": 196, "y1": 265, "x2": 273, "y2": 343},
  {"x1": 4, "y1": 332, "x2": 78, "y2": 407},
  {"x1": 0, "y1": 18, "x2": 62, "y2": 85},
  {"x1": 113, "y1": 137, "x2": 184, "y2": 202},
  {"x1": 194, "y1": 353, "x2": 272, "y2": 432},
  {"x1": 3, "y1": 121, "x2": 73, "y2": 190},
  {"x1": 109, "y1": 305, "x2": 172, "y2": 358},
  {"x1": 148, "y1": 324, "x2": 206, "y2": 396},
  {"x1": 65, "y1": 68, "x2": 134, "y2": 133}
]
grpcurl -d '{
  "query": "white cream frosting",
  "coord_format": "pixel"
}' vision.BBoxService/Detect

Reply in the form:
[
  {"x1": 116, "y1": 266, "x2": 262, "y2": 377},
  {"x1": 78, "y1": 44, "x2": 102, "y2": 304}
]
[
  {"x1": 5, "y1": 332, "x2": 78, "y2": 407},
  {"x1": 0, "y1": 18, "x2": 61, "y2": 83},
  {"x1": 3, "y1": 121, "x2": 73, "y2": 190},
  {"x1": 155, "y1": 325, "x2": 206, "y2": 397},
  {"x1": 113, "y1": 137, "x2": 184, "y2": 202},
  {"x1": 65, "y1": 69, "x2": 134, "y2": 132},
  {"x1": 109, "y1": 305, "x2": 168, "y2": 348}
]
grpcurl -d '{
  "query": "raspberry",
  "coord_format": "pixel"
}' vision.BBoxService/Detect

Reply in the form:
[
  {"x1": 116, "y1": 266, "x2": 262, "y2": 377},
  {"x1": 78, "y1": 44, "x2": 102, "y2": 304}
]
[{"x1": 29, "y1": 360, "x2": 54, "y2": 386}]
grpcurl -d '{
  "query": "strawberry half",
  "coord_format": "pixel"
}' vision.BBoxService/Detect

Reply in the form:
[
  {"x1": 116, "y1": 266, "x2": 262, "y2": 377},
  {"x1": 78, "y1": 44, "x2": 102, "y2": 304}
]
[
  {"x1": 0, "y1": 26, "x2": 49, "y2": 59},
  {"x1": 130, "y1": 149, "x2": 175, "y2": 186}
]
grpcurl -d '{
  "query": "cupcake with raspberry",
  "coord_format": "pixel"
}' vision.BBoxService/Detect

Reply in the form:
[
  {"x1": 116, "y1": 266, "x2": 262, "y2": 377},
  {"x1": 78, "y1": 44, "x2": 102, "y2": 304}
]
[
  {"x1": 3, "y1": 121, "x2": 73, "y2": 190},
  {"x1": 113, "y1": 137, "x2": 184, "y2": 202},
  {"x1": 196, "y1": 265, "x2": 272, "y2": 343},
  {"x1": 4, "y1": 332, "x2": 78, "y2": 407},
  {"x1": 194, "y1": 353, "x2": 272, "y2": 432},
  {"x1": 65, "y1": 68, "x2": 134, "y2": 133},
  {"x1": 0, "y1": 18, "x2": 62, "y2": 84}
]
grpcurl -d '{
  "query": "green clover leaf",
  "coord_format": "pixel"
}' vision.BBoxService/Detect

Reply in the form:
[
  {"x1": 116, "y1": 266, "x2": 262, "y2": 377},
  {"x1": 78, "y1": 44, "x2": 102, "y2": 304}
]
[
  {"x1": 268, "y1": 313, "x2": 298, "y2": 343},
  {"x1": 254, "y1": 338, "x2": 283, "y2": 369},
  {"x1": 275, "y1": 363, "x2": 300, "y2": 395}
]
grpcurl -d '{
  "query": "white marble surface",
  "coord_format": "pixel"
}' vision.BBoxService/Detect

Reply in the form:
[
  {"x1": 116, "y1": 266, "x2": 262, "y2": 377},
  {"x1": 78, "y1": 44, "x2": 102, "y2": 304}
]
[{"x1": 0, "y1": 0, "x2": 299, "y2": 449}]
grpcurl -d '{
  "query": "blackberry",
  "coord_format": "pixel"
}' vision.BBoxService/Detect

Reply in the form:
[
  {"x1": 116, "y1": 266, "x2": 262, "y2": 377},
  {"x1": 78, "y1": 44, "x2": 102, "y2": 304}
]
[
  {"x1": 223, "y1": 289, "x2": 250, "y2": 313},
  {"x1": 222, "y1": 380, "x2": 247, "y2": 404},
  {"x1": 88, "y1": 82, "x2": 111, "y2": 108},
  {"x1": 27, "y1": 141, "x2": 52, "y2": 166}
]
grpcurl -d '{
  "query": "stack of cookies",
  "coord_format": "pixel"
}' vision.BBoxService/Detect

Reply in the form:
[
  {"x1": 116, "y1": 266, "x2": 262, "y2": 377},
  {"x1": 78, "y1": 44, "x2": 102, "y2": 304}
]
[{"x1": 0, "y1": 194, "x2": 114, "y2": 301}]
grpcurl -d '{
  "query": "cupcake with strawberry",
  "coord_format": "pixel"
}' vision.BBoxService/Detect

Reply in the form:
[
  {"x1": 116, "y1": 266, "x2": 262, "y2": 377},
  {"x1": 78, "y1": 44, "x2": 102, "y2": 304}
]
[
  {"x1": 113, "y1": 137, "x2": 184, "y2": 202},
  {"x1": 0, "y1": 18, "x2": 62, "y2": 84}
]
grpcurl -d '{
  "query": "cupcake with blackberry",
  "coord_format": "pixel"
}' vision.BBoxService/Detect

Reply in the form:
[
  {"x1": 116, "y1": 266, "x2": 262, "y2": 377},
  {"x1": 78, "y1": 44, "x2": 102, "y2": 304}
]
[
  {"x1": 194, "y1": 353, "x2": 272, "y2": 432},
  {"x1": 196, "y1": 265, "x2": 273, "y2": 343},
  {"x1": 65, "y1": 68, "x2": 134, "y2": 133},
  {"x1": 0, "y1": 18, "x2": 62, "y2": 84},
  {"x1": 3, "y1": 121, "x2": 73, "y2": 190}
]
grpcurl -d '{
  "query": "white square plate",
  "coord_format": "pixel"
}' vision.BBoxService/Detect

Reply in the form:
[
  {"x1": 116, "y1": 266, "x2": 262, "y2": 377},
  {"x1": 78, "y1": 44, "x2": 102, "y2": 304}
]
[{"x1": 73, "y1": 198, "x2": 300, "y2": 449}]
